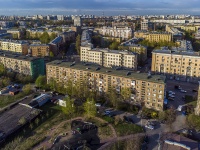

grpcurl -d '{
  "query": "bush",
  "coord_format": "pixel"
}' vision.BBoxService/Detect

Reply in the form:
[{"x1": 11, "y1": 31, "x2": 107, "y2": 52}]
[
  {"x1": 102, "y1": 116, "x2": 114, "y2": 124},
  {"x1": 187, "y1": 114, "x2": 200, "y2": 131}
]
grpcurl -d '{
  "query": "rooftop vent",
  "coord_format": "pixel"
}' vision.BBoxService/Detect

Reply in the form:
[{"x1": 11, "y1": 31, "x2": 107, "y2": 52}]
[
  {"x1": 86, "y1": 67, "x2": 90, "y2": 70},
  {"x1": 70, "y1": 64, "x2": 74, "y2": 67},
  {"x1": 106, "y1": 70, "x2": 111, "y2": 73}
]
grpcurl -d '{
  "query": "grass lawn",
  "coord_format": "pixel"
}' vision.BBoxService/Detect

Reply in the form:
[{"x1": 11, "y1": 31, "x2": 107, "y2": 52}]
[
  {"x1": 86, "y1": 117, "x2": 113, "y2": 140},
  {"x1": 114, "y1": 123, "x2": 144, "y2": 137},
  {"x1": 185, "y1": 95, "x2": 197, "y2": 106}
]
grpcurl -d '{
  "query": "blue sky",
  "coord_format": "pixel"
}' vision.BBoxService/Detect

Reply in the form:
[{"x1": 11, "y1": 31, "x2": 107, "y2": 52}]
[{"x1": 0, "y1": 0, "x2": 200, "y2": 15}]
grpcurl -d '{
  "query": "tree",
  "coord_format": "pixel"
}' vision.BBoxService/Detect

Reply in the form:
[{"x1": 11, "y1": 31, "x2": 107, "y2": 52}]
[
  {"x1": 39, "y1": 31, "x2": 50, "y2": 44},
  {"x1": 109, "y1": 41, "x2": 120, "y2": 50},
  {"x1": 0, "y1": 63, "x2": 5, "y2": 76},
  {"x1": 35, "y1": 75, "x2": 47, "y2": 89},
  {"x1": 62, "y1": 96, "x2": 76, "y2": 117},
  {"x1": 22, "y1": 84, "x2": 32, "y2": 94},
  {"x1": 29, "y1": 123, "x2": 33, "y2": 130},
  {"x1": 158, "y1": 111, "x2": 166, "y2": 121},
  {"x1": 121, "y1": 87, "x2": 131, "y2": 101},
  {"x1": 107, "y1": 87, "x2": 119, "y2": 108},
  {"x1": 49, "y1": 51, "x2": 54, "y2": 57},
  {"x1": 83, "y1": 98, "x2": 96, "y2": 118},
  {"x1": 18, "y1": 117, "x2": 26, "y2": 125},
  {"x1": 35, "y1": 118, "x2": 40, "y2": 126},
  {"x1": 75, "y1": 34, "x2": 81, "y2": 55},
  {"x1": 187, "y1": 114, "x2": 200, "y2": 131},
  {"x1": 48, "y1": 78, "x2": 56, "y2": 91}
]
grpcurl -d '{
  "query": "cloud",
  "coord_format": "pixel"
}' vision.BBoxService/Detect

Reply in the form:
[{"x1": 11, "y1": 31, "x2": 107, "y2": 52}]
[{"x1": 0, "y1": 0, "x2": 199, "y2": 15}]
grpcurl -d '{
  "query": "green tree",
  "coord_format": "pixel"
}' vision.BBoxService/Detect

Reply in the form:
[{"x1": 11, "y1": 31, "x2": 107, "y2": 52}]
[
  {"x1": 0, "y1": 63, "x2": 5, "y2": 76},
  {"x1": 35, "y1": 118, "x2": 40, "y2": 126},
  {"x1": 39, "y1": 31, "x2": 50, "y2": 44},
  {"x1": 75, "y1": 34, "x2": 81, "y2": 55},
  {"x1": 22, "y1": 84, "x2": 32, "y2": 94},
  {"x1": 83, "y1": 97, "x2": 97, "y2": 118},
  {"x1": 107, "y1": 87, "x2": 119, "y2": 108},
  {"x1": 109, "y1": 41, "x2": 120, "y2": 50},
  {"x1": 62, "y1": 96, "x2": 75, "y2": 117},
  {"x1": 50, "y1": 33, "x2": 57, "y2": 41},
  {"x1": 18, "y1": 117, "x2": 26, "y2": 125},
  {"x1": 158, "y1": 111, "x2": 166, "y2": 121},
  {"x1": 187, "y1": 114, "x2": 200, "y2": 131},
  {"x1": 121, "y1": 87, "x2": 131, "y2": 101},
  {"x1": 49, "y1": 51, "x2": 54, "y2": 57},
  {"x1": 29, "y1": 123, "x2": 33, "y2": 130},
  {"x1": 35, "y1": 75, "x2": 47, "y2": 89},
  {"x1": 48, "y1": 78, "x2": 56, "y2": 91}
]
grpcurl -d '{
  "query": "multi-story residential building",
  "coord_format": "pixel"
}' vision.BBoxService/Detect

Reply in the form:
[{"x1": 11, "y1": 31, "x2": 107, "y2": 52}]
[
  {"x1": 119, "y1": 38, "x2": 147, "y2": 65},
  {"x1": 99, "y1": 26, "x2": 133, "y2": 40},
  {"x1": 81, "y1": 48, "x2": 138, "y2": 69},
  {"x1": 195, "y1": 82, "x2": 200, "y2": 116},
  {"x1": 0, "y1": 50, "x2": 45, "y2": 79},
  {"x1": 7, "y1": 29, "x2": 24, "y2": 39},
  {"x1": 49, "y1": 36, "x2": 63, "y2": 56},
  {"x1": 46, "y1": 60, "x2": 166, "y2": 111},
  {"x1": 0, "y1": 39, "x2": 29, "y2": 55},
  {"x1": 73, "y1": 16, "x2": 82, "y2": 27},
  {"x1": 29, "y1": 44, "x2": 50, "y2": 57},
  {"x1": 0, "y1": 33, "x2": 12, "y2": 39},
  {"x1": 59, "y1": 31, "x2": 76, "y2": 43},
  {"x1": 165, "y1": 25, "x2": 183, "y2": 40},
  {"x1": 134, "y1": 31, "x2": 172, "y2": 42},
  {"x1": 141, "y1": 17, "x2": 149, "y2": 31},
  {"x1": 151, "y1": 50, "x2": 200, "y2": 82}
]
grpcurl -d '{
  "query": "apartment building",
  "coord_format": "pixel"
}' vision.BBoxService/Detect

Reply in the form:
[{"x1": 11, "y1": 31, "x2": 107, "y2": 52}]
[
  {"x1": 46, "y1": 60, "x2": 166, "y2": 111},
  {"x1": 73, "y1": 16, "x2": 82, "y2": 27},
  {"x1": 49, "y1": 36, "x2": 63, "y2": 56},
  {"x1": 119, "y1": 38, "x2": 147, "y2": 65},
  {"x1": 29, "y1": 44, "x2": 50, "y2": 57},
  {"x1": 81, "y1": 48, "x2": 138, "y2": 69},
  {"x1": 151, "y1": 50, "x2": 200, "y2": 82},
  {"x1": 134, "y1": 31, "x2": 172, "y2": 42},
  {"x1": 7, "y1": 29, "x2": 24, "y2": 39},
  {"x1": 100, "y1": 26, "x2": 133, "y2": 40},
  {"x1": 0, "y1": 50, "x2": 45, "y2": 78},
  {"x1": 141, "y1": 17, "x2": 149, "y2": 31},
  {"x1": 59, "y1": 31, "x2": 76, "y2": 43},
  {"x1": 195, "y1": 82, "x2": 200, "y2": 115},
  {"x1": 0, "y1": 39, "x2": 29, "y2": 55}
]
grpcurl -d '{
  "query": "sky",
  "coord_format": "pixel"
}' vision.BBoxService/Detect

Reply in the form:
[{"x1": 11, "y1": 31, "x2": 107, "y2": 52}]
[{"x1": 0, "y1": 0, "x2": 200, "y2": 16}]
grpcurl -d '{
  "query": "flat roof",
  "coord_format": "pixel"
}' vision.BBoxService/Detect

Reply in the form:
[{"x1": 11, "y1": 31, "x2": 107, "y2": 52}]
[
  {"x1": 152, "y1": 49, "x2": 200, "y2": 57},
  {"x1": 47, "y1": 60, "x2": 166, "y2": 84},
  {"x1": 0, "y1": 50, "x2": 43, "y2": 61},
  {"x1": 30, "y1": 44, "x2": 49, "y2": 47}
]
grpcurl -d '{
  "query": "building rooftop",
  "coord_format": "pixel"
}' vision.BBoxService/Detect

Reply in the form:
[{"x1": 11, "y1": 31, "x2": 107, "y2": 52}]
[
  {"x1": 0, "y1": 39, "x2": 28, "y2": 44},
  {"x1": 161, "y1": 133, "x2": 198, "y2": 150},
  {"x1": 81, "y1": 29, "x2": 93, "y2": 47},
  {"x1": 30, "y1": 44, "x2": 49, "y2": 47},
  {"x1": 49, "y1": 36, "x2": 63, "y2": 45},
  {"x1": 91, "y1": 48, "x2": 138, "y2": 55},
  {"x1": 152, "y1": 49, "x2": 200, "y2": 57},
  {"x1": 0, "y1": 50, "x2": 43, "y2": 61},
  {"x1": 47, "y1": 60, "x2": 166, "y2": 84}
]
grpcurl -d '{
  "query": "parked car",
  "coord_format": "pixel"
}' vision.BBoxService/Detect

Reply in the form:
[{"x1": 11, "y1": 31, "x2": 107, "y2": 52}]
[
  {"x1": 180, "y1": 90, "x2": 187, "y2": 93},
  {"x1": 168, "y1": 94, "x2": 175, "y2": 98},
  {"x1": 168, "y1": 91, "x2": 175, "y2": 95},
  {"x1": 95, "y1": 103, "x2": 101, "y2": 107},
  {"x1": 168, "y1": 97, "x2": 174, "y2": 101},
  {"x1": 145, "y1": 124, "x2": 154, "y2": 130},
  {"x1": 147, "y1": 121, "x2": 156, "y2": 126}
]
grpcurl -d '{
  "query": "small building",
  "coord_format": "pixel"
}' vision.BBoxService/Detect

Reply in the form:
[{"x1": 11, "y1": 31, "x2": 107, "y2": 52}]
[
  {"x1": 160, "y1": 133, "x2": 199, "y2": 150},
  {"x1": 9, "y1": 89, "x2": 19, "y2": 95},
  {"x1": 29, "y1": 94, "x2": 51, "y2": 108}
]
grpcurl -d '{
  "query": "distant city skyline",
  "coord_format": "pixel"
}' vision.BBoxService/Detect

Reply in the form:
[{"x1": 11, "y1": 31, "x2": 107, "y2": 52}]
[{"x1": 0, "y1": 0, "x2": 200, "y2": 16}]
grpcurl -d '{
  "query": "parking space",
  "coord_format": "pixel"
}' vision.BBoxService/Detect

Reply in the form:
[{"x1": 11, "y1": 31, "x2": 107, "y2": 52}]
[{"x1": 166, "y1": 80, "x2": 198, "y2": 109}]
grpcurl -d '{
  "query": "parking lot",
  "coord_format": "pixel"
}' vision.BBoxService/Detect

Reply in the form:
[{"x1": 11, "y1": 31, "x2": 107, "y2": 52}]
[{"x1": 166, "y1": 79, "x2": 198, "y2": 109}]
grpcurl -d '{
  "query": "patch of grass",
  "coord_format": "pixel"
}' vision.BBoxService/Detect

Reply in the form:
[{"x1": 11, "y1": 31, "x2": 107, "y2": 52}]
[
  {"x1": 102, "y1": 116, "x2": 114, "y2": 124},
  {"x1": 185, "y1": 95, "x2": 196, "y2": 104},
  {"x1": 114, "y1": 123, "x2": 144, "y2": 136},
  {"x1": 0, "y1": 92, "x2": 31, "y2": 108}
]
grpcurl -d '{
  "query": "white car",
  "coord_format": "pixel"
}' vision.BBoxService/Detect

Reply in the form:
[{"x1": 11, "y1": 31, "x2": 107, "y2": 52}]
[
  {"x1": 180, "y1": 90, "x2": 187, "y2": 93},
  {"x1": 145, "y1": 124, "x2": 154, "y2": 130},
  {"x1": 168, "y1": 91, "x2": 175, "y2": 95},
  {"x1": 168, "y1": 94, "x2": 175, "y2": 98},
  {"x1": 95, "y1": 103, "x2": 101, "y2": 107}
]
